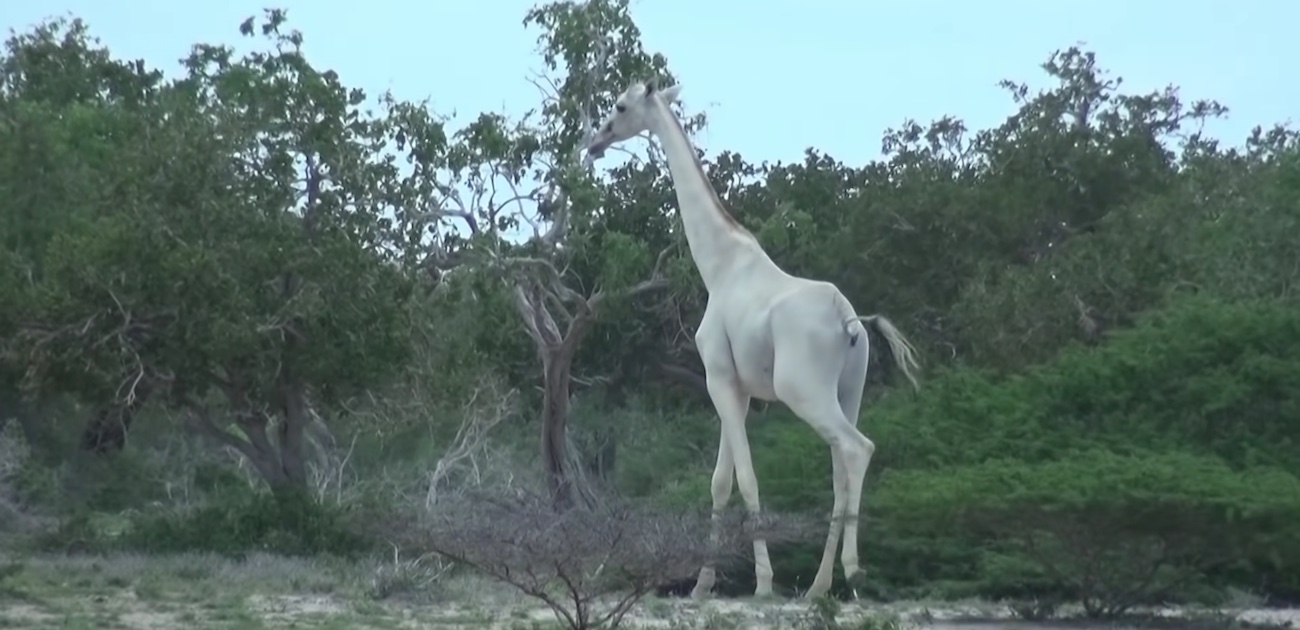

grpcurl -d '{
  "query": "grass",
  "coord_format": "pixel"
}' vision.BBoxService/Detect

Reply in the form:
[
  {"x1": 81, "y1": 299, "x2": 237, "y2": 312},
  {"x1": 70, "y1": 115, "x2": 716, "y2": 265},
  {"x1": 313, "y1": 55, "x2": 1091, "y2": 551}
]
[
  {"x1": 0, "y1": 552, "x2": 510, "y2": 629},
  {"x1": 0, "y1": 551, "x2": 932, "y2": 629},
  {"x1": 0, "y1": 552, "x2": 1292, "y2": 629}
]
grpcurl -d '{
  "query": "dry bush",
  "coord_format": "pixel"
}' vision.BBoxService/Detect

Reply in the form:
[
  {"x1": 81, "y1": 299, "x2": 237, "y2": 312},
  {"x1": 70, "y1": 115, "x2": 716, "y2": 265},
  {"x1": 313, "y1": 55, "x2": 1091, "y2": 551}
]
[
  {"x1": 367, "y1": 542, "x2": 453, "y2": 601},
  {"x1": 422, "y1": 376, "x2": 519, "y2": 510},
  {"x1": 327, "y1": 371, "x2": 523, "y2": 511},
  {"x1": 376, "y1": 488, "x2": 821, "y2": 629},
  {"x1": 165, "y1": 372, "x2": 521, "y2": 514},
  {"x1": 339, "y1": 374, "x2": 523, "y2": 599}
]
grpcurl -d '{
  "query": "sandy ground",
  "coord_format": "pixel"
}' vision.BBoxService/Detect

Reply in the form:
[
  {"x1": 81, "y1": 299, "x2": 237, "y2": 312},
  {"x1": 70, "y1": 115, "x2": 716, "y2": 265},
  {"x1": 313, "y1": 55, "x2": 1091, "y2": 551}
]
[{"x1": 0, "y1": 552, "x2": 1296, "y2": 629}]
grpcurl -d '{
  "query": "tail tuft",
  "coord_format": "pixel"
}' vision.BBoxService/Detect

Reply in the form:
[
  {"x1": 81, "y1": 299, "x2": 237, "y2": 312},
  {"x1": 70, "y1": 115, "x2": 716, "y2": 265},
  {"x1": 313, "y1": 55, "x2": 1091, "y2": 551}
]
[{"x1": 844, "y1": 314, "x2": 922, "y2": 392}]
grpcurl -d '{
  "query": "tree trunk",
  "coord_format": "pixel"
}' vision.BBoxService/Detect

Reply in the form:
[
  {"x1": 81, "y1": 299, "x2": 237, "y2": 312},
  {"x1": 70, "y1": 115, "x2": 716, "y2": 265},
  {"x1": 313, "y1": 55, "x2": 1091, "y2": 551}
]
[
  {"x1": 189, "y1": 405, "x2": 309, "y2": 495},
  {"x1": 233, "y1": 411, "x2": 298, "y2": 490},
  {"x1": 80, "y1": 379, "x2": 152, "y2": 455},
  {"x1": 536, "y1": 315, "x2": 607, "y2": 511},
  {"x1": 512, "y1": 258, "x2": 668, "y2": 510},
  {"x1": 81, "y1": 406, "x2": 133, "y2": 454},
  {"x1": 184, "y1": 350, "x2": 312, "y2": 495},
  {"x1": 541, "y1": 347, "x2": 579, "y2": 510},
  {"x1": 275, "y1": 379, "x2": 310, "y2": 489}
]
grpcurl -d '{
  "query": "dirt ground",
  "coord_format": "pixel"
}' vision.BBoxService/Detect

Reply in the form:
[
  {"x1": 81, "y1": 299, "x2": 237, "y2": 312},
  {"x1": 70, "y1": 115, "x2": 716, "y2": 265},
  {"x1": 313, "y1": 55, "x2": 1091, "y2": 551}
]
[{"x1": 0, "y1": 552, "x2": 1295, "y2": 629}]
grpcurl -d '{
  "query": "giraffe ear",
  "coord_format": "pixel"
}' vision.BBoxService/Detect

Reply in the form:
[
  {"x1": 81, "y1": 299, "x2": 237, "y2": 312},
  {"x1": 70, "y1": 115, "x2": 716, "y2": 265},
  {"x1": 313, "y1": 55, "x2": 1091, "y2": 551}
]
[{"x1": 660, "y1": 83, "x2": 682, "y2": 104}]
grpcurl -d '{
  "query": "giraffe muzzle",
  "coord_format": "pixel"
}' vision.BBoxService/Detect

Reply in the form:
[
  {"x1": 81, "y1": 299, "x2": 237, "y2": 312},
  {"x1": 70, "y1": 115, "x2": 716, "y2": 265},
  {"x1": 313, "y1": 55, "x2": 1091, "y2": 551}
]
[{"x1": 585, "y1": 137, "x2": 611, "y2": 159}]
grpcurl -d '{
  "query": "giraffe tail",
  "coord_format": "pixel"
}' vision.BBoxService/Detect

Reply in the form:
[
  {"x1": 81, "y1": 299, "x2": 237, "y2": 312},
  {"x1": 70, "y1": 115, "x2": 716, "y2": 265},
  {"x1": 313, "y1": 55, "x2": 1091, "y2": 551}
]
[{"x1": 840, "y1": 307, "x2": 922, "y2": 392}]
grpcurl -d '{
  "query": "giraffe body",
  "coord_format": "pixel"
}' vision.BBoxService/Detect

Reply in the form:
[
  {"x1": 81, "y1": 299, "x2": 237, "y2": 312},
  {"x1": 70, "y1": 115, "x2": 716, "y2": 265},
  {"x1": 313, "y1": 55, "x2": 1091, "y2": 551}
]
[{"x1": 587, "y1": 80, "x2": 920, "y2": 599}]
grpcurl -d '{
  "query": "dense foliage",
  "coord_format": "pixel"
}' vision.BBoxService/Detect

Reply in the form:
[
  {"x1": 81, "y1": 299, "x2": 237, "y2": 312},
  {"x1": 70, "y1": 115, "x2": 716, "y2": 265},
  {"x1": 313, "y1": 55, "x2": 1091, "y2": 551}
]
[{"x1": 1, "y1": 0, "x2": 1297, "y2": 618}]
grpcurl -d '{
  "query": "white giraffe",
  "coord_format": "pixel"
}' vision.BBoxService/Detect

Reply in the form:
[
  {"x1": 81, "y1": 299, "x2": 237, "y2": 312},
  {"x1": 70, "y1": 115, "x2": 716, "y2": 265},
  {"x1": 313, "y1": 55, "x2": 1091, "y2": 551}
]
[{"x1": 586, "y1": 80, "x2": 921, "y2": 599}]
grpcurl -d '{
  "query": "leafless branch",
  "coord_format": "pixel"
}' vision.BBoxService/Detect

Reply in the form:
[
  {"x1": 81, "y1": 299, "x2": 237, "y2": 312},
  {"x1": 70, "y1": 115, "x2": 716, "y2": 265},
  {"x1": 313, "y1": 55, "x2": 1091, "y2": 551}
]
[
  {"x1": 425, "y1": 375, "x2": 520, "y2": 509},
  {"x1": 302, "y1": 402, "x2": 361, "y2": 505},
  {"x1": 410, "y1": 205, "x2": 480, "y2": 236}
]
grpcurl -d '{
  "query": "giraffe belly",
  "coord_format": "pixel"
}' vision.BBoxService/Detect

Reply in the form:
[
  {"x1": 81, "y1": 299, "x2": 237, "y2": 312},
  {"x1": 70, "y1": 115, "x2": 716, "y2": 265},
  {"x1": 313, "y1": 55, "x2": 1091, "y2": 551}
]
[{"x1": 732, "y1": 342, "x2": 779, "y2": 401}]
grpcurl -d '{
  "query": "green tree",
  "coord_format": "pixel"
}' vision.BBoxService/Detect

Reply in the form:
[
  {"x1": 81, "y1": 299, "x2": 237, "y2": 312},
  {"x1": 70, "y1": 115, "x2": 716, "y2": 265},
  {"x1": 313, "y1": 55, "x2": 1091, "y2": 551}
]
[
  {"x1": 0, "y1": 17, "x2": 169, "y2": 453},
  {"x1": 1, "y1": 11, "x2": 448, "y2": 492},
  {"x1": 419, "y1": 0, "x2": 715, "y2": 507}
]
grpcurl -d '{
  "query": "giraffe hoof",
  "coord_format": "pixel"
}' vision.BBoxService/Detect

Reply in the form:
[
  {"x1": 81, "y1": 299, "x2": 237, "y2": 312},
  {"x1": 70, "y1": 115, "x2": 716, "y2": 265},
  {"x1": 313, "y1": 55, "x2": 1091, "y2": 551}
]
[
  {"x1": 845, "y1": 572, "x2": 870, "y2": 600},
  {"x1": 689, "y1": 581, "x2": 714, "y2": 600}
]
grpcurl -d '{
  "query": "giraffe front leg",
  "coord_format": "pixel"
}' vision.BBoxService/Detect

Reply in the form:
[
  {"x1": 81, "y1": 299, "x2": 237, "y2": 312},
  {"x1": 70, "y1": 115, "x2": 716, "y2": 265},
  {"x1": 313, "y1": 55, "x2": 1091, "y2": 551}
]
[
  {"x1": 691, "y1": 432, "x2": 733, "y2": 599},
  {"x1": 704, "y1": 375, "x2": 768, "y2": 597}
]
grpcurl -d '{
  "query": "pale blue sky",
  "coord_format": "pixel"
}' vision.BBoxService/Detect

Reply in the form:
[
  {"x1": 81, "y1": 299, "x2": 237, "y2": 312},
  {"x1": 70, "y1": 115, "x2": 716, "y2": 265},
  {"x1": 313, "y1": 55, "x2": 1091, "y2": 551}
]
[{"x1": 2, "y1": 0, "x2": 1294, "y2": 168}]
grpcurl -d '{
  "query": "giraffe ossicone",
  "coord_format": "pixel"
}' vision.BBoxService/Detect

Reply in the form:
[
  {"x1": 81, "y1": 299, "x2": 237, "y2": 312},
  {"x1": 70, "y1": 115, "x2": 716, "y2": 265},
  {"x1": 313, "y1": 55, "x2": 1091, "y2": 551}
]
[{"x1": 588, "y1": 79, "x2": 921, "y2": 600}]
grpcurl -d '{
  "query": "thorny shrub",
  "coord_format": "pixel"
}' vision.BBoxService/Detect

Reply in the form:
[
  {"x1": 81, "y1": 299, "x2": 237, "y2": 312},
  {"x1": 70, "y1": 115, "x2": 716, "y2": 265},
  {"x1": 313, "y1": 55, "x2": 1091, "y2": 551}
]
[{"x1": 377, "y1": 487, "x2": 822, "y2": 630}]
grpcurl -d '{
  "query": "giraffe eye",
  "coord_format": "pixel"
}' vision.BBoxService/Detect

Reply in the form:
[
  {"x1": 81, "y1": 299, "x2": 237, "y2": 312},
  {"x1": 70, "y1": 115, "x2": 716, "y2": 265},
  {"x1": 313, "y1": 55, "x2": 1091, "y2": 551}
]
[{"x1": 615, "y1": 104, "x2": 626, "y2": 113}]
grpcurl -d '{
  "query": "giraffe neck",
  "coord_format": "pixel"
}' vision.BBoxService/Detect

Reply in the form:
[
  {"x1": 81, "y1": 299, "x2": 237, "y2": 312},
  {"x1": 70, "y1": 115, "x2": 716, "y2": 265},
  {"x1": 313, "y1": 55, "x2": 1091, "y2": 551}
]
[{"x1": 645, "y1": 97, "x2": 766, "y2": 292}]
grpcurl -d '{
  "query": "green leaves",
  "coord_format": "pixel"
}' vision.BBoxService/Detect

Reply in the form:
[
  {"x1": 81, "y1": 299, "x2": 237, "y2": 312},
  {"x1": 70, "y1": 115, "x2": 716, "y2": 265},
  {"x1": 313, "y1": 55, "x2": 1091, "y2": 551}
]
[
  {"x1": 871, "y1": 450, "x2": 1300, "y2": 615},
  {"x1": 0, "y1": 12, "x2": 431, "y2": 420},
  {"x1": 595, "y1": 231, "x2": 651, "y2": 292},
  {"x1": 879, "y1": 450, "x2": 1300, "y2": 517},
  {"x1": 524, "y1": 0, "x2": 673, "y2": 156}
]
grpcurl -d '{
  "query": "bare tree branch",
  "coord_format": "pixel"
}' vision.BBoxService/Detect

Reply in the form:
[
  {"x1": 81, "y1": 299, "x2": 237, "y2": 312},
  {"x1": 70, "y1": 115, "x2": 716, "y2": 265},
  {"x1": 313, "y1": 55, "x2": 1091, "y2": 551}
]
[
  {"x1": 375, "y1": 489, "x2": 821, "y2": 630},
  {"x1": 425, "y1": 376, "x2": 519, "y2": 509}
]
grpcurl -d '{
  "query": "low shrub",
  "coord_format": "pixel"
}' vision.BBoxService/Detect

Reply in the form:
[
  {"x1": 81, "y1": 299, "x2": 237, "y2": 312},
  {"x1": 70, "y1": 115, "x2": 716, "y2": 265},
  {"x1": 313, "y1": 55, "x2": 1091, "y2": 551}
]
[
  {"x1": 30, "y1": 485, "x2": 378, "y2": 558},
  {"x1": 875, "y1": 450, "x2": 1300, "y2": 617},
  {"x1": 119, "y1": 486, "x2": 375, "y2": 558}
]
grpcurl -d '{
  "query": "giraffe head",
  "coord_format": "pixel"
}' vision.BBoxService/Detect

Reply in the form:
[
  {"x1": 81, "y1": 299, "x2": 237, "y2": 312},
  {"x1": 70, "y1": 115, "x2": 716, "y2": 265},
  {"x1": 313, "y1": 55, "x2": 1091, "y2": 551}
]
[{"x1": 585, "y1": 79, "x2": 683, "y2": 159}]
